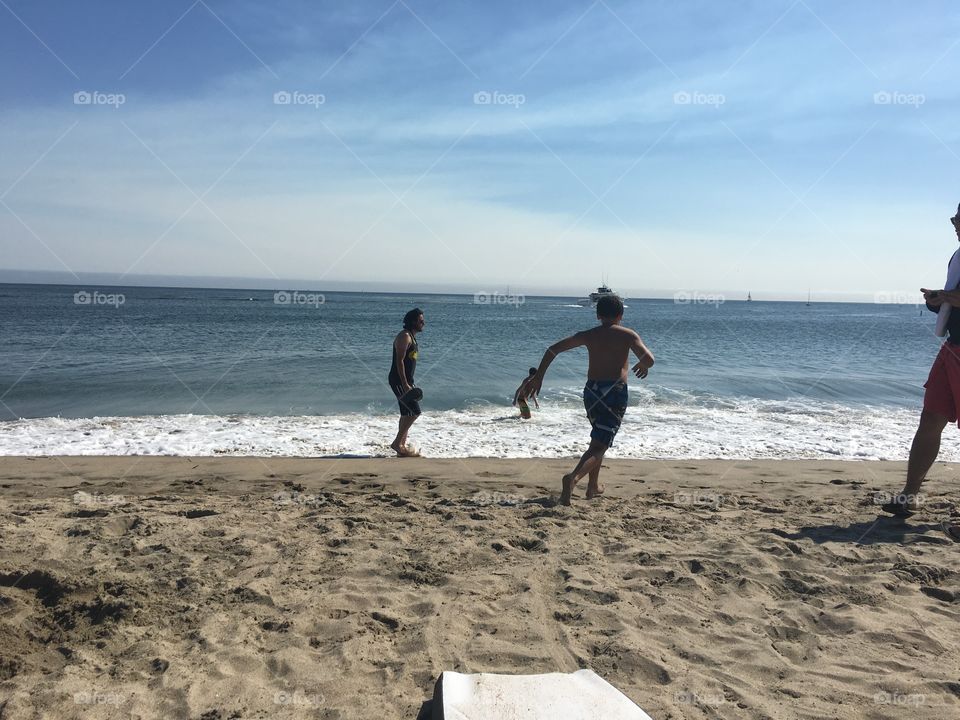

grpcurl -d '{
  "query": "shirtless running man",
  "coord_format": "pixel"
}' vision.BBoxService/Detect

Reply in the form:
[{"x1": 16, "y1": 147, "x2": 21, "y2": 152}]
[{"x1": 527, "y1": 295, "x2": 654, "y2": 505}]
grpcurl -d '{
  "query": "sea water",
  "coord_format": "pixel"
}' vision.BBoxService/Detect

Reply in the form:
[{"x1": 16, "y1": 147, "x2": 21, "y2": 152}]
[{"x1": 0, "y1": 284, "x2": 951, "y2": 460}]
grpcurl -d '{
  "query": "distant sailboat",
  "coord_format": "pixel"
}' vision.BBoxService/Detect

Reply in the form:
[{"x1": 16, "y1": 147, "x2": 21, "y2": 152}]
[
  {"x1": 746, "y1": 291, "x2": 752, "y2": 302},
  {"x1": 806, "y1": 290, "x2": 811, "y2": 307}
]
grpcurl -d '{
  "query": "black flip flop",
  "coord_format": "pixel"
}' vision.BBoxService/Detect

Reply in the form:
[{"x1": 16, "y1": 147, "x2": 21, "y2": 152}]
[{"x1": 400, "y1": 387, "x2": 423, "y2": 402}]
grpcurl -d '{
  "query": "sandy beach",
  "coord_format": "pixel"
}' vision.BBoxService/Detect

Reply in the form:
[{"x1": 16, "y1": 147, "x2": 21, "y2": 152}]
[{"x1": 1, "y1": 456, "x2": 959, "y2": 719}]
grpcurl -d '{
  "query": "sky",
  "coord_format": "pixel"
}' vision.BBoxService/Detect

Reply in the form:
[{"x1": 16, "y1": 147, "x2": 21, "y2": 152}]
[{"x1": 1, "y1": 0, "x2": 959, "y2": 301}]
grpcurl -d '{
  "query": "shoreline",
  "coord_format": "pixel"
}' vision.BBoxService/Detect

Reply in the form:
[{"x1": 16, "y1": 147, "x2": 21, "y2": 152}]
[
  {"x1": 0, "y1": 400, "x2": 947, "y2": 461},
  {"x1": 2, "y1": 457, "x2": 958, "y2": 719},
  {"x1": 0, "y1": 455, "x2": 945, "y2": 493}
]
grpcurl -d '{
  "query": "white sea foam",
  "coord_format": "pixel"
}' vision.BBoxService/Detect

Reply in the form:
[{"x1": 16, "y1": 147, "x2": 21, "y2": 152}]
[{"x1": 0, "y1": 399, "x2": 952, "y2": 460}]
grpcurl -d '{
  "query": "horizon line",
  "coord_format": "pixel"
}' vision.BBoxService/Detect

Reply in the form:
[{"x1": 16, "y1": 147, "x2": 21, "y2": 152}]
[{"x1": 0, "y1": 277, "x2": 926, "y2": 305}]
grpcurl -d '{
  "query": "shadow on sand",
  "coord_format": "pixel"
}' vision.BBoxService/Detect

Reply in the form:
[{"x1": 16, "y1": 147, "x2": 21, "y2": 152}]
[{"x1": 771, "y1": 515, "x2": 951, "y2": 546}]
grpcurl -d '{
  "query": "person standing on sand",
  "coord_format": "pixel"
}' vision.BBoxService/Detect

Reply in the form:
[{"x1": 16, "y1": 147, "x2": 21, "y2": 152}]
[
  {"x1": 527, "y1": 295, "x2": 654, "y2": 505},
  {"x1": 883, "y1": 203, "x2": 960, "y2": 519},
  {"x1": 389, "y1": 308, "x2": 424, "y2": 457}
]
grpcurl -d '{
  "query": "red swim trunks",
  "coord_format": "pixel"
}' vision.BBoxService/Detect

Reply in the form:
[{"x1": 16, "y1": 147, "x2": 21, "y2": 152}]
[{"x1": 923, "y1": 342, "x2": 960, "y2": 425}]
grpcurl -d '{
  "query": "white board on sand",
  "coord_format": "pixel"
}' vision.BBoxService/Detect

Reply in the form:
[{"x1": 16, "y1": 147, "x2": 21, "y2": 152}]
[{"x1": 432, "y1": 669, "x2": 655, "y2": 720}]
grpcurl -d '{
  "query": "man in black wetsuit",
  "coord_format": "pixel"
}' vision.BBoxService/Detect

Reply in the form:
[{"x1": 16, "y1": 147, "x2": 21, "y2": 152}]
[
  {"x1": 389, "y1": 308, "x2": 424, "y2": 457},
  {"x1": 884, "y1": 203, "x2": 960, "y2": 527}
]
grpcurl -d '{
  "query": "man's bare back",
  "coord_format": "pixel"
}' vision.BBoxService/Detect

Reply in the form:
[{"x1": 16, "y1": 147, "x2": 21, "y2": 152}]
[
  {"x1": 528, "y1": 317, "x2": 653, "y2": 397},
  {"x1": 578, "y1": 324, "x2": 648, "y2": 382}
]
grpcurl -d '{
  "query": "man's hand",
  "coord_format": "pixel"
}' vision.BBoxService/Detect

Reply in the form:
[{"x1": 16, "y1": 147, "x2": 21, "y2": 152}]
[
  {"x1": 941, "y1": 289, "x2": 960, "y2": 305},
  {"x1": 528, "y1": 335, "x2": 583, "y2": 403},
  {"x1": 632, "y1": 362, "x2": 649, "y2": 379},
  {"x1": 922, "y1": 288, "x2": 945, "y2": 307},
  {"x1": 401, "y1": 381, "x2": 412, "y2": 395}
]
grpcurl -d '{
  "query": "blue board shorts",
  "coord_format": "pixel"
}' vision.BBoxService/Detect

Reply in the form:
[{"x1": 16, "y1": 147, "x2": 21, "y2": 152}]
[{"x1": 583, "y1": 380, "x2": 628, "y2": 447}]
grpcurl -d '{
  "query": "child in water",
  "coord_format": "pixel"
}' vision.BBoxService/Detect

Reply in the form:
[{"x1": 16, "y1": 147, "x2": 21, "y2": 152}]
[{"x1": 513, "y1": 367, "x2": 540, "y2": 419}]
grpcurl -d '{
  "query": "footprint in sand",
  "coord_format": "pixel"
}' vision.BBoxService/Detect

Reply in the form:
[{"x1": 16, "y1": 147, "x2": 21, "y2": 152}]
[
  {"x1": 336, "y1": 473, "x2": 377, "y2": 482},
  {"x1": 399, "y1": 563, "x2": 446, "y2": 586},
  {"x1": 66, "y1": 508, "x2": 110, "y2": 519},
  {"x1": 178, "y1": 509, "x2": 218, "y2": 519},
  {"x1": 920, "y1": 586, "x2": 958, "y2": 602},
  {"x1": 564, "y1": 585, "x2": 620, "y2": 605},
  {"x1": 370, "y1": 611, "x2": 400, "y2": 630},
  {"x1": 104, "y1": 515, "x2": 143, "y2": 537},
  {"x1": 512, "y1": 537, "x2": 548, "y2": 553},
  {"x1": 231, "y1": 586, "x2": 274, "y2": 606},
  {"x1": 260, "y1": 619, "x2": 291, "y2": 632}
]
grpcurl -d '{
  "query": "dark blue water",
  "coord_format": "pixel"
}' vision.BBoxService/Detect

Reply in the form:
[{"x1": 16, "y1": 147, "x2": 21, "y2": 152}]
[{"x1": 0, "y1": 283, "x2": 938, "y2": 419}]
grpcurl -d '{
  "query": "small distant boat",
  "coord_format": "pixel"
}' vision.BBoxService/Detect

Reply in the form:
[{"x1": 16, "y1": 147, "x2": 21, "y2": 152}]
[
  {"x1": 578, "y1": 283, "x2": 625, "y2": 306},
  {"x1": 747, "y1": 291, "x2": 752, "y2": 302},
  {"x1": 590, "y1": 284, "x2": 620, "y2": 303},
  {"x1": 806, "y1": 290, "x2": 811, "y2": 307}
]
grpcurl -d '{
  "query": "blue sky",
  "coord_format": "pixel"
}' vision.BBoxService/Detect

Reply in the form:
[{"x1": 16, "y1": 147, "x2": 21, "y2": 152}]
[{"x1": 1, "y1": 0, "x2": 959, "y2": 300}]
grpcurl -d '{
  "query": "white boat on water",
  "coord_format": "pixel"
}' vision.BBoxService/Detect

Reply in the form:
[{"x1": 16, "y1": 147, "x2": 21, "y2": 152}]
[{"x1": 577, "y1": 284, "x2": 626, "y2": 307}]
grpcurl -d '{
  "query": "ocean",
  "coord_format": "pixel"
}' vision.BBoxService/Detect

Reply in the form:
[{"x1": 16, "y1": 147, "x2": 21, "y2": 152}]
[{"x1": 0, "y1": 283, "x2": 951, "y2": 460}]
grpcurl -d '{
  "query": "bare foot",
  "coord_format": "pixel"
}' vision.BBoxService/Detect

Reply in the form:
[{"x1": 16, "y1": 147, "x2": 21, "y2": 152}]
[
  {"x1": 392, "y1": 443, "x2": 420, "y2": 457},
  {"x1": 560, "y1": 473, "x2": 578, "y2": 506},
  {"x1": 586, "y1": 484, "x2": 604, "y2": 499}
]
